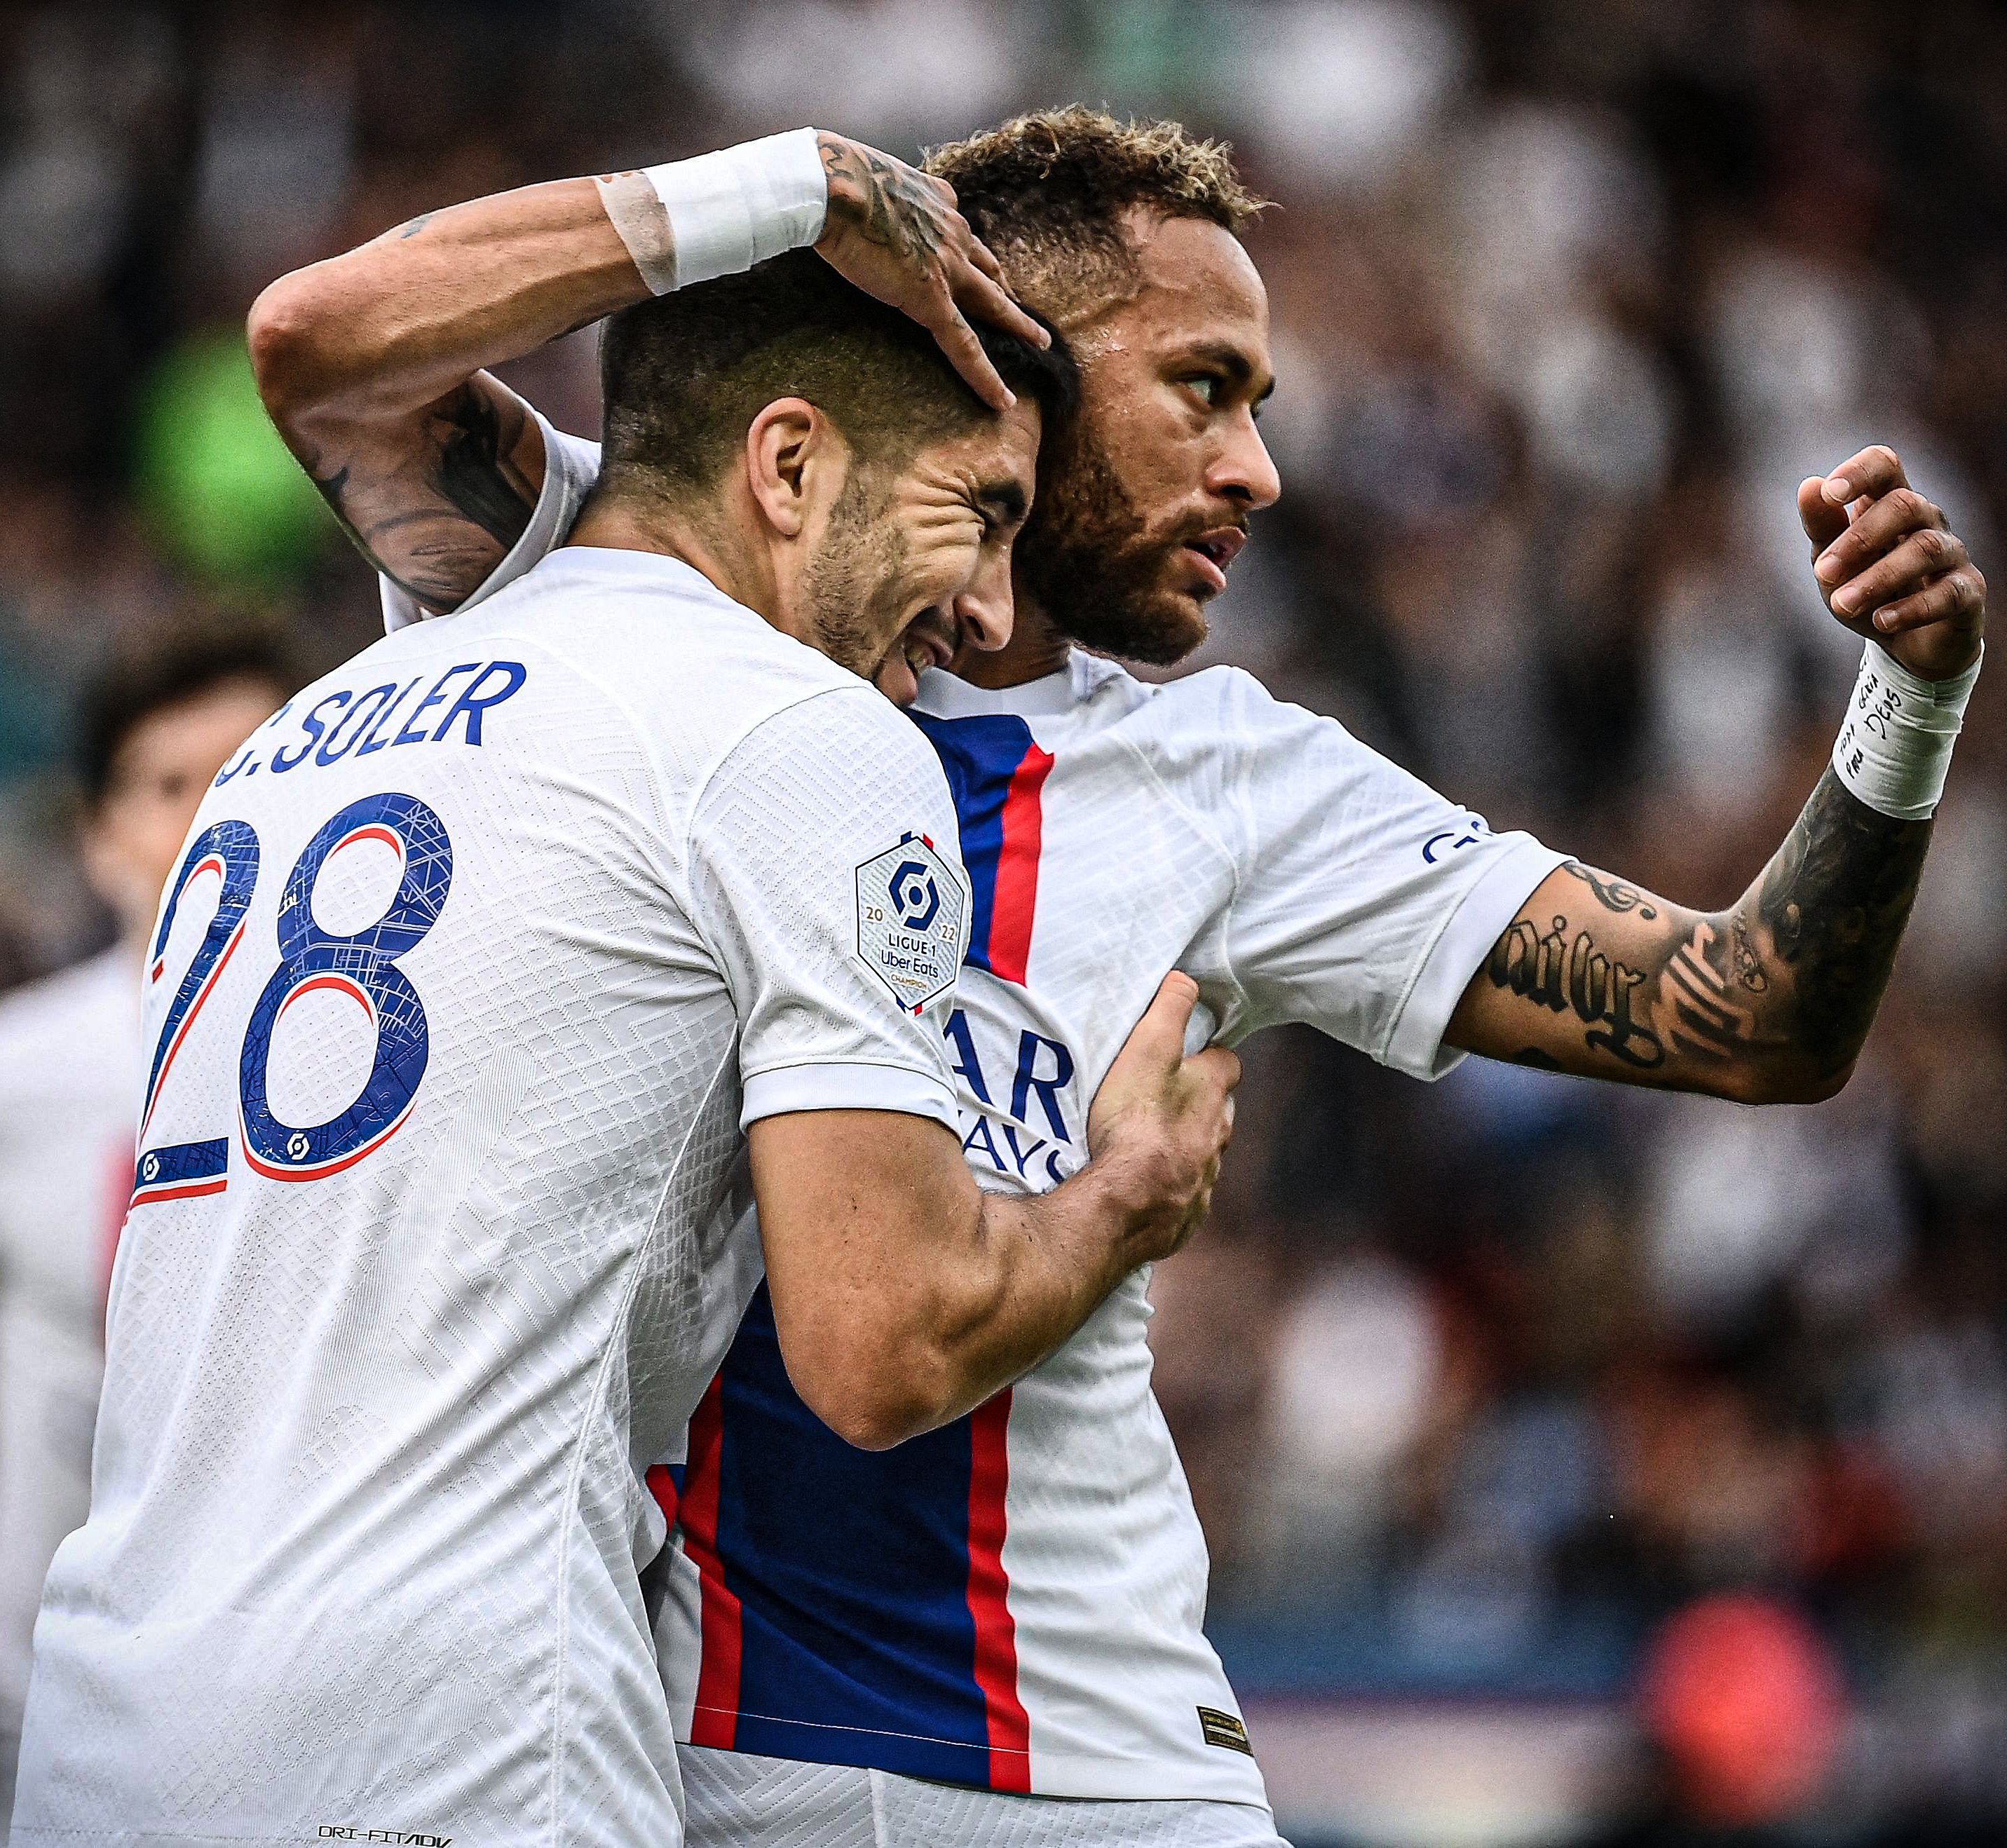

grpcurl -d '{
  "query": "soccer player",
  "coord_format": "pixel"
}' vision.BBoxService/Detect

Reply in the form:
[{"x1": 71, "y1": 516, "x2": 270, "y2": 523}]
[
  {"x1": 0, "y1": 623, "x2": 296, "y2": 1827},
  {"x1": 250, "y1": 116, "x2": 1985, "y2": 1848},
  {"x1": 11, "y1": 223, "x2": 1240, "y2": 1848}
]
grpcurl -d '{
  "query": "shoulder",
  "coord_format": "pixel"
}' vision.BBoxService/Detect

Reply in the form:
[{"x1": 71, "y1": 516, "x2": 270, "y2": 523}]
[
  {"x1": 1120, "y1": 666, "x2": 1373, "y2": 801},
  {"x1": 1138, "y1": 665, "x2": 1344, "y2": 742},
  {"x1": 709, "y1": 680, "x2": 949, "y2": 816},
  {"x1": 442, "y1": 550, "x2": 869, "y2": 763},
  {"x1": 1122, "y1": 667, "x2": 1464, "y2": 878}
]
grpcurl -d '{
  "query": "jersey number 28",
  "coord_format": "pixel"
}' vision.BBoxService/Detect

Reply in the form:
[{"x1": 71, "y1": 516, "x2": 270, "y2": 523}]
[{"x1": 130, "y1": 792, "x2": 451, "y2": 1209}]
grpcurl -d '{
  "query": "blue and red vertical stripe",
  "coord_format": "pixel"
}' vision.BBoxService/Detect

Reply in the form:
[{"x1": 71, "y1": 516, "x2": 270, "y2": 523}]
[
  {"x1": 913, "y1": 713, "x2": 1053, "y2": 987},
  {"x1": 672, "y1": 1286, "x2": 1031, "y2": 1788},
  {"x1": 663, "y1": 712, "x2": 1055, "y2": 1790}
]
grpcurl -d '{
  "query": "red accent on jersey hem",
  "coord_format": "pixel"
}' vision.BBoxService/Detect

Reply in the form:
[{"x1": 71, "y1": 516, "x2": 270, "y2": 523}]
[
  {"x1": 966, "y1": 1387, "x2": 1030, "y2": 1791},
  {"x1": 682, "y1": 1375, "x2": 742, "y2": 1749},
  {"x1": 128, "y1": 1177, "x2": 229, "y2": 1208},
  {"x1": 988, "y1": 745, "x2": 1054, "y2": 986}
]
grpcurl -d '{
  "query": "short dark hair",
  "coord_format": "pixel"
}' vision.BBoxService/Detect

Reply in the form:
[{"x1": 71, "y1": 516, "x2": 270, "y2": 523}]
[
  {"x1": 925, "y1": 109, "x2": 1267, "y2": 326},
  {"x1": 78, "y1": 616, "x2": 301, "y2": 805},
  {"x1": 597, "y1": 247, "x2": 1077, "y2": 495}
]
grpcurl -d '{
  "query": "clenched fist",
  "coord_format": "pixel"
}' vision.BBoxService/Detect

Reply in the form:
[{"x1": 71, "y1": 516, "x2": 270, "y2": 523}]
[{"x1": 1800, "y1": 444, "x2": 1986, "y2": 682}]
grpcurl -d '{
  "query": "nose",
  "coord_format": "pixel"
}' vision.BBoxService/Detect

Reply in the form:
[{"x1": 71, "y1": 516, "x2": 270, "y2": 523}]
[
  {"x1": 952, "y1": 541, "x2": 1016, "y2": 653},
  {"x1": 1209, "y1": 410, "x2": 1281, "y2": 513}
]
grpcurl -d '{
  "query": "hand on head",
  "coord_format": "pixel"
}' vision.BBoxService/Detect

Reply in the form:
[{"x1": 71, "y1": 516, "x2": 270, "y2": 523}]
[{"x1": 814, "y1": 134, "x2": 1051, "y2": 413}]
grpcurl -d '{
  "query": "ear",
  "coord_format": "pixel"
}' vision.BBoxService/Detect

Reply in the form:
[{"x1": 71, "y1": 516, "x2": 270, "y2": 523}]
[{"x1": 744, "y1": 398, "x2": 848, "y2": 541}]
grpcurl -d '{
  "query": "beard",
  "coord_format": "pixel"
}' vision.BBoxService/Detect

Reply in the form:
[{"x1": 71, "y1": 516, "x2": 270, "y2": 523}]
[
  {"x1": 1015, "y1": 419, "x2": 1211, "y2": 668},
  {"x1": 801, "y1": 468, "x2": 904, "y2": 680}
]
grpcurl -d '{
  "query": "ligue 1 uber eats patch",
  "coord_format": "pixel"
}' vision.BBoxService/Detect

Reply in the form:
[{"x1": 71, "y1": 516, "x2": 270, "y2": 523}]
[{"x1": 855, "y1": 832, "x2": 967, "y2": 1014}]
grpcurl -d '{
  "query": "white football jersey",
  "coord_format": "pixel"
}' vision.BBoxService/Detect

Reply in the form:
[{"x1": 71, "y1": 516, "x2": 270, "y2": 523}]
[
  {"x1": 0, "y1": 950, "x2": 140, "y2": 1801},
  {"x1": 15, "y1": 548, "x2": 970, "y2": 1848},
  {"x1": 383, "y1": 426, "x2": 1567, "y2": 1809}
]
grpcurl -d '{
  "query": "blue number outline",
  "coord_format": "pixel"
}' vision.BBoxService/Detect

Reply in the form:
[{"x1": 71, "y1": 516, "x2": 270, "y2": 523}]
[
  {"x1": 131, "y1": 820, "x2": 261, "y2": 1208},
  {"x1": 238, "y1": 793, "x2": 453, "y2": 1181}
]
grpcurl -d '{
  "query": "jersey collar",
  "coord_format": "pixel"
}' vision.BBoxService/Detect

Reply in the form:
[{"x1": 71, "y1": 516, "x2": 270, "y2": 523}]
[{"x1": 915, "y1": 651, "x2": 1122, "y2": 719}]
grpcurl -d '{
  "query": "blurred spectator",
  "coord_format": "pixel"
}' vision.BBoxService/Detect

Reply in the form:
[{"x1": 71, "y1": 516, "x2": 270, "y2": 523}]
[
  {"x1": 0, "y1": 618, "x2": 295, "y2": 1826},
  {"x1": 1587, "y1": 1593, "x2": 1847, "y2": 1844}
]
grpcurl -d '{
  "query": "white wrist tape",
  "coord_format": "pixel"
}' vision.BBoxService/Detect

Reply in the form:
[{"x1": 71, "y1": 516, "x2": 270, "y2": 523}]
[
  {"x1": 1832, "y1": 640, "x2": 1982, "y2": 821},
  {"x1": 597, "y1": 128, "x2": 827, "y2": 294}
]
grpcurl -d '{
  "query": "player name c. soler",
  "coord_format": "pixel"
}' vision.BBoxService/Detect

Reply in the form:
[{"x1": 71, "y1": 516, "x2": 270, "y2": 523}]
[{"x1": 215, "y1": 658, "x2": 529, "y2": 787}]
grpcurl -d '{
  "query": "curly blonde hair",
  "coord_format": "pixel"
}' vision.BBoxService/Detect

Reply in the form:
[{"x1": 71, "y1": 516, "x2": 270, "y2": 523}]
[{"x1": 925, "y1": 107, "x2": 1267, "y2": 325}]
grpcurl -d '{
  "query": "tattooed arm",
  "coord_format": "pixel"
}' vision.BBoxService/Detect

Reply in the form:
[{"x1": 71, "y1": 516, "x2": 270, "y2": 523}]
[
  {"x1": 1447, "y1": 447, "x2": 1985, "y2": 1103},
  {"x1": 247, "y1": 179, "x2": 632, "y2": 610},
  {"x1": 1444, "y1": 805, "x2": 1927, "y2": 1101},
  {"x1": 247, "y1": 136, "x2": 1041, "y2": 611}
]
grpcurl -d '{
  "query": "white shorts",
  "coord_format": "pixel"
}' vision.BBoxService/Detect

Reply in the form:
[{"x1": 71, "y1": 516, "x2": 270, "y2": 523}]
[{"x1": 679, "y1": 1746, "x2": 1290, "y2": 1847}]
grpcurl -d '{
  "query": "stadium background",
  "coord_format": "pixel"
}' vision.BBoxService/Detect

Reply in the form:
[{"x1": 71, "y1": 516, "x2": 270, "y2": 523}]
[{"x1": 2, "y1": 1, "x2": 2004, "y2": 1842}]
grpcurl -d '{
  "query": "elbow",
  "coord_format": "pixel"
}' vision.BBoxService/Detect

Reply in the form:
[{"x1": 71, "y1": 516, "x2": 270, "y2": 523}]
[
  {"x1": 246, "y1": 269, "x2": 349, "y2": 432},
  {"x1": 1781, "y1": 1060, "x2": 1856, "y2": 1106},
  {"x1": 1732, "y1": 1058, "x2": 1856, "y2": 1108},
  {"x1": 818, "y1": 1398, "x2": 934, "y2": 1455},
  {"x1": 801, "y1": 1379, "x2": 941, "y2": 1453},
  {"x1": 786, "y1": 1336, "x2": 958, "y2": 1453}
]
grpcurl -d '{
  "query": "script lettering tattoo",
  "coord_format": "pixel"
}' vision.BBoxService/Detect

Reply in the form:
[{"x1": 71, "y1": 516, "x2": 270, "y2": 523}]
[
  {"x1": 1753, "y1": 768, "x2": 1931, "y2": 1079},
  {"x1": 1472, "y1": 774, "x2": 1935, "y2": 1094},
  {"x1": 819, "y1": 137, "x2": 947, "y2": 267},
  {"x1": 1561, "y1": 861, "x2": 1658, "y2": 918},
  {"x1": 1486, "y1": 915, "x2": 1664, "y2": 1068},
  {"x1": 301, "y1": 384, "x2": 534, "y2": 609}
]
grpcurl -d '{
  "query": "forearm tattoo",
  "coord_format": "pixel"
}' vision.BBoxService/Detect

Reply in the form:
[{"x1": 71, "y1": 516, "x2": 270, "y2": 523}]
[
  {"x1": 369, "y1": 210, "x2": 435, "y2": 244},
  {"x1": 430, "y1": 384, "x2": 535, "y2": 553},
  {"x1": 1748, "y1": 768, "x2": 1931, "y2": 1077},
  {"x1": 1484, "y1": 774, "x2": 1931, "y2": 1091},
  {"x1": 818, "y1": 136, "x2": 947, "y2": 266},
  {"x1": 304, "y1": 383, "x2": 535, "y2": 608}
]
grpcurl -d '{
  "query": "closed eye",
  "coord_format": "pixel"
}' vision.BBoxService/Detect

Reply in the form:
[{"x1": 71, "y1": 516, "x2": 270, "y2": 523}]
[{"x1": 975, "y1": 479, "x2": 1028, "y2": 533}]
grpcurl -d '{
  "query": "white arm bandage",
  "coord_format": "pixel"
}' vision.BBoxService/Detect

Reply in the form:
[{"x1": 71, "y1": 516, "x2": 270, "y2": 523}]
[
  {"x1": 595, "y1": 128, "x2": 827, "y2": 294},
  {"x1": 1832, "y1": 641, "x2": 1982, "y2": 821}
]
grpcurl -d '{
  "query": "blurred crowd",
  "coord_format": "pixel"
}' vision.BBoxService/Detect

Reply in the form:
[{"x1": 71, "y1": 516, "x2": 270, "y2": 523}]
[{"x1": 3, "y1": 0, "x2": 2006, "y2": 1839}]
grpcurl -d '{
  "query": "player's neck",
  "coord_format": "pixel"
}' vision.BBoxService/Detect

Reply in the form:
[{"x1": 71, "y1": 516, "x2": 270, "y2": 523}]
[
  {"x1": 565, "y1": 495, "x2": 771, "y2": 618},
  {"x1": 951, "y1": 598, "x2": 1073, "y2": 689}
]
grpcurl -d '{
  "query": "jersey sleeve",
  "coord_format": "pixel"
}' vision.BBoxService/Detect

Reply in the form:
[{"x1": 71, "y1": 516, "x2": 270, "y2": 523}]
[
  {"x1": 379, "y1": 412, "x2": 604, "y2": 633},
  {"x1": 686, "y1": 689, "x2": 972, "y2": 1132},
  {"x1": 1204, "y1": 671, "x2": 1567, "y2": 1080}
]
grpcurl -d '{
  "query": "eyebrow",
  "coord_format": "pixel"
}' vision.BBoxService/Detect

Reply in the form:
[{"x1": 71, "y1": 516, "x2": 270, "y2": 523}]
[
  {"x1": 977, "y1": 479, "x2": 1029, "y2": 526},
  {"x1": 1180, "y1": 340, "x2": 1277, "y2": 406}
]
